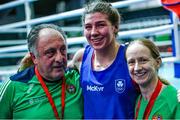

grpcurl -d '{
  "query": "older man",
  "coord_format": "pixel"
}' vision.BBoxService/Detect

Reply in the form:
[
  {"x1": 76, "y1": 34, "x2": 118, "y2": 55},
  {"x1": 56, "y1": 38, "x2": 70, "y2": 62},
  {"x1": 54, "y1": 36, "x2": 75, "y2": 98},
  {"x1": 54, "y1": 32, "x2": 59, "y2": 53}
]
[{"x1": 0, "y1": 24, "x2": 83, "y2": 119}]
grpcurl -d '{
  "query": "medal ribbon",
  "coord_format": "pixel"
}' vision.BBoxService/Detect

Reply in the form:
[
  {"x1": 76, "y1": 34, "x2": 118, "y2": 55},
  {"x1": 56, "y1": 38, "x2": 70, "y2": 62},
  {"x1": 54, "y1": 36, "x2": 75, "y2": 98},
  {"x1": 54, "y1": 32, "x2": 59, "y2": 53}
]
[
  {"x1": 135, "y1": 80, "x2": 162, "y2": 119},
  {"x1": 35, "y1": 67, "x2": 66, "y2": 119}
]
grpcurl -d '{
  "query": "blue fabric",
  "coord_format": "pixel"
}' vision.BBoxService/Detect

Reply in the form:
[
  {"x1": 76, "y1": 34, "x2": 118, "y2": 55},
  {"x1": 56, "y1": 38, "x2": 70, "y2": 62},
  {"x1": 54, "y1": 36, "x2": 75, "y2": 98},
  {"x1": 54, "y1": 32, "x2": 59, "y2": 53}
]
[
  {"x1": 10, "y1": 66, "x2": 78, "y2": 83},
  {"x1": 80, "y1": 45, "x2": 139, "y2": 119},
  {"x1": 10, "y1": 66, "x2": 35, "y2": 83}
]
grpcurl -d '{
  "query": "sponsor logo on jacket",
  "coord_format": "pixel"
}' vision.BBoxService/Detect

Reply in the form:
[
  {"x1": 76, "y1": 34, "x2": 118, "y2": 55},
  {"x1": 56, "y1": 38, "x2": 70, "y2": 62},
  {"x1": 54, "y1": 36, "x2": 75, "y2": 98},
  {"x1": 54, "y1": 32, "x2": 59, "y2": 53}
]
[{"x1": 86, "y1": 85, "x2": 104, "y2": 92}]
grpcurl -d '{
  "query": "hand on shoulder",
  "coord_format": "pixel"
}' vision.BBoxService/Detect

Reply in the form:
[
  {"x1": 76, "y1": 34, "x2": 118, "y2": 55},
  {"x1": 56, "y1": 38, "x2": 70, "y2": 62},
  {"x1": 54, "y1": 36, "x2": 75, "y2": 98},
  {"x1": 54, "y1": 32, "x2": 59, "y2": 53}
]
[
  {"x1": 18, "y1": 53, "x2": 34, "y2": 72},
  {"x1": 67, "y1": 48, "x2": 85, "y2": 72}
]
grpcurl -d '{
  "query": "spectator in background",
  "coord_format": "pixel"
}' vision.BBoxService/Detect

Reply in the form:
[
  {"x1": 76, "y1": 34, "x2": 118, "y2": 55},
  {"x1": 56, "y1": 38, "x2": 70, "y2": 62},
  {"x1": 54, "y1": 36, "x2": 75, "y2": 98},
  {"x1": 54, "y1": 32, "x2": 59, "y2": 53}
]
[
  {"x1": 125, "y1": 39, "x2": 180, "y2": 119},
  {"x1": 0, "y1": 24, "x2": 83, "y2": 119}
]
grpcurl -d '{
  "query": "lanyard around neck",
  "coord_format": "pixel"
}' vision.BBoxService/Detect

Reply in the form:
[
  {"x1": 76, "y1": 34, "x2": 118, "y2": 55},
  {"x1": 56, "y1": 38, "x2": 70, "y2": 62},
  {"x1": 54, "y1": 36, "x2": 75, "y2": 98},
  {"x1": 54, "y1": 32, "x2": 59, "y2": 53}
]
[
  {"x1": 35, "y1": 67, "x2": 66, "y2": 119},
  {"x1": 135, "y1": 80, "x2": 162, "y2": 119}
]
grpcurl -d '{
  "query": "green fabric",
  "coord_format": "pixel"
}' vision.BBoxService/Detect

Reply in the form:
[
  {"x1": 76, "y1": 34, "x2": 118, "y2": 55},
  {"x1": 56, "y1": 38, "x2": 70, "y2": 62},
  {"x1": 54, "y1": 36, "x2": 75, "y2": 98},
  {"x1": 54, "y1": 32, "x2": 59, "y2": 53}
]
[
  {"x1": 135, "y1": 85, "x2": 180, "y2": 119},
  {"x1": 0, "y1": 70, "x2": 83, "y2": 119}
]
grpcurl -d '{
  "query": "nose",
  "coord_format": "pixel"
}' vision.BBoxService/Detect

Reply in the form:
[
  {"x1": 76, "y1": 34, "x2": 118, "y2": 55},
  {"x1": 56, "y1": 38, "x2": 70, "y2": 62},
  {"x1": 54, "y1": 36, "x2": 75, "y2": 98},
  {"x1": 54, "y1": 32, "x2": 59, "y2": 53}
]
[
  {"x1": 134, "y1": 62, "x2": 142, "y2": 71},
  {"x1": 55, "y1": 51, "x2": 63, "y2": 62},
  {"x1": 91, "y1": 26, "x2": 99, "y2": 36}
]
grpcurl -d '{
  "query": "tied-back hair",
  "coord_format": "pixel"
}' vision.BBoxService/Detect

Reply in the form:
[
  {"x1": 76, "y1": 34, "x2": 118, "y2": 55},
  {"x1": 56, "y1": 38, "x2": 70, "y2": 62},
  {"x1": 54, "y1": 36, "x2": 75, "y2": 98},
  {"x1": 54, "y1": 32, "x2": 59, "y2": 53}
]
[
  {"x1": 126, "y1": 38, "x2": 161, "y2": 60},
  {"x1": 82, "y1": 0, "x2": 120, "y2": 36},
  {"x1": 159, "y1": 76, "x2": 170, "y2": 85}
]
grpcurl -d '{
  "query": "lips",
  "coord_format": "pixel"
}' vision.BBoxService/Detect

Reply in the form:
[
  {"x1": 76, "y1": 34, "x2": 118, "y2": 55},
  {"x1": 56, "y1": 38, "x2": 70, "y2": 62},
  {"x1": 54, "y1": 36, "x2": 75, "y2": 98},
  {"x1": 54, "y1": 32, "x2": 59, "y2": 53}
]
[
  {"x1": 134, "y1": 71, "x2": 147, "y2": 77},
  {"x1": 53, "y1": 64, "x2": 65, "y2": 70},
  {"x1": 91, "y1": 38, "x2": 103, "y2": 44},
  {"x1": 53, "y1": 66, "x2": 63, "y2": 68},
  {"x1": 91, "y1": 36, "x2": 103, "y2": 41}
]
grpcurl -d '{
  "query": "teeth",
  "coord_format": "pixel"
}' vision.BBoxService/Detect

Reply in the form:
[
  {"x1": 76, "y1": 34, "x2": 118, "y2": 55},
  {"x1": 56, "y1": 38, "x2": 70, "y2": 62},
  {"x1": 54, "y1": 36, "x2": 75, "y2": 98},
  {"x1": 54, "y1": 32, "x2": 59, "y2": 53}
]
[
  {"x1": 93, "y1": 40, "x2": 99, "y2": 42},
  {"x1": 135, "y1": 72, "x2": 145, "y2": 77},
  {"x1": 93, "y1": 39, "x2": 100, "y2": 41},
  {"x1": 91, "y1": 37, "x2": 102, "y2": 41}
]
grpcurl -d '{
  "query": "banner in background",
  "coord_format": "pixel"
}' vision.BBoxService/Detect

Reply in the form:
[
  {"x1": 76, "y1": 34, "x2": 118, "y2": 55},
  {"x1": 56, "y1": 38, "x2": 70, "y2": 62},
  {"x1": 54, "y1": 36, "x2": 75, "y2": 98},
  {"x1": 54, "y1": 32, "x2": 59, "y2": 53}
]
[{"x1": 161, "y1": 0, "x2": 180, "y2": 18}]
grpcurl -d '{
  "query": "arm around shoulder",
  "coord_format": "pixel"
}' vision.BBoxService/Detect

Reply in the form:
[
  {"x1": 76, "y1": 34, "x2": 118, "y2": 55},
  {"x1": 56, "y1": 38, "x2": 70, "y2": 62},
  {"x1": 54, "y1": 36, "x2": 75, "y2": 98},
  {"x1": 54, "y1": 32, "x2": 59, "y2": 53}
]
[
  {"x1": 18, "y1": 53, "x2": 34, "y2": 72},
  {"x1": 68, "y1": 48, "x2": 85, "y2": 71}
]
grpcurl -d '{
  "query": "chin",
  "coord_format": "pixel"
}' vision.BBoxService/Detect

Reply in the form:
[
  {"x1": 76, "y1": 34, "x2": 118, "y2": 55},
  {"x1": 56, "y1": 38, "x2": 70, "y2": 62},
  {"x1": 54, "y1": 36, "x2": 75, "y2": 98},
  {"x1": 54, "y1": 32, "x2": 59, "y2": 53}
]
[
  {"x1": 134, "y1": 77, "x2": 147, "y2": 85},
  {"x1": 51, "y1": 75, "x2": 63, "y2": 81},
  {"x1": 93, "y1": 46, "x2": 104, "y2": 50},
  {"x1": 55, "y1": 72, "x2": 64, "y2": 77},
  {"x1": 138, "y1": 79, "x2": 150, "y2": 86}
]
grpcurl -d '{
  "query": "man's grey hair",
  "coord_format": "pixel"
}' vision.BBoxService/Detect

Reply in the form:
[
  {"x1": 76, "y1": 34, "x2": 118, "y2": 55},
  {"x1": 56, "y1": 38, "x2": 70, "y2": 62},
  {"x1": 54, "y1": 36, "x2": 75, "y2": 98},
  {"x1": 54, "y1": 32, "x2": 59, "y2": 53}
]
[{"x1": 27, "y1": 24, "x2": 67, "y2": 57}]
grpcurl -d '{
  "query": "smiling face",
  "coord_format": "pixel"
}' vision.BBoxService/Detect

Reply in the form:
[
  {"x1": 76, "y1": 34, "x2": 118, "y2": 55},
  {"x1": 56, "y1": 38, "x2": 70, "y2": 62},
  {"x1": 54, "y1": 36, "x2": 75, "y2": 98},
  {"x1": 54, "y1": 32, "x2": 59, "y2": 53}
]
[
  {"x1": 83, "y1": 12, "x2": 118, "y2": 50},
  {"x1": 126, "y1": 42, "x2": 161, "y2": 86},
  {"x1": 31, "y1": 28, "x2": 67, "y2": 81}
]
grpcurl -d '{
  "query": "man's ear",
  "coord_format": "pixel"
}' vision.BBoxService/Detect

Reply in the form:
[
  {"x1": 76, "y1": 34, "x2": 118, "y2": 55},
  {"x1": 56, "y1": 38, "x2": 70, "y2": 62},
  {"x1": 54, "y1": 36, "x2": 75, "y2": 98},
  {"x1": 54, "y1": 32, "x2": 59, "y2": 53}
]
[{"x1": 30, "y1": 52, "x2": 38, "y2": 64}]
